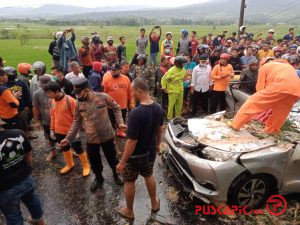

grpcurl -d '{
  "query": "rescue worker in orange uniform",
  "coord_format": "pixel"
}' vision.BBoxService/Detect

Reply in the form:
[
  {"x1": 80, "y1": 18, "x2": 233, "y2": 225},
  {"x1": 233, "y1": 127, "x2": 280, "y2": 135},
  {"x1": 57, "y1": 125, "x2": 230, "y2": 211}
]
[{"x1": 231, "y1": 59, "x2": 300, "y2": 134}]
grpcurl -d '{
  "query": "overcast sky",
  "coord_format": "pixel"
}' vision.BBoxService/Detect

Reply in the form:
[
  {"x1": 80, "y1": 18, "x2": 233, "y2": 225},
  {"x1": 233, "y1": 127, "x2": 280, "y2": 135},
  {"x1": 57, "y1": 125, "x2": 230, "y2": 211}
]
[{"x1": 0, "y1": 0, "x2": 209, "y2": 8}]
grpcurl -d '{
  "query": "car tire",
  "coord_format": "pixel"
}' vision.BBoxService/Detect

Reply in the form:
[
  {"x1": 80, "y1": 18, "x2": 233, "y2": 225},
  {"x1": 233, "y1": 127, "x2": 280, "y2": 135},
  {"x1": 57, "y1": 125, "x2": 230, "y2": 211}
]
[{"x1": 228, "y1": 174, "x2": 272, "y2": 210}]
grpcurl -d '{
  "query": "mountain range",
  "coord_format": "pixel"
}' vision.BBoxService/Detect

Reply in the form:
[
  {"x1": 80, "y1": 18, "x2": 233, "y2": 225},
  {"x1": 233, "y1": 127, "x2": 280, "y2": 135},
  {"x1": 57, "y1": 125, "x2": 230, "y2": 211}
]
[{"x1": 1, "y1": 0, "x2": 300, "y2": 24}]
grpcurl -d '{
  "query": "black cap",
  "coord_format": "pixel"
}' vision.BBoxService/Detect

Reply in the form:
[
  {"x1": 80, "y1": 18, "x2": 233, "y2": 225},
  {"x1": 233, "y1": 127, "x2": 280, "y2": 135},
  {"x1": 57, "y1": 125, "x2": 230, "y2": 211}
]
[
  {"x1": 72, "y1": 77, "x2": 90, "y2": 94},
  {"x1": 174, "y1": 56, "x2": 188, "y2": 64},
  {"x1": 199, "y1": 54, "x2": 208, "y2": 61},
  {"x1": 109, "y1": 63, "x2": 122, "y2": 71}
]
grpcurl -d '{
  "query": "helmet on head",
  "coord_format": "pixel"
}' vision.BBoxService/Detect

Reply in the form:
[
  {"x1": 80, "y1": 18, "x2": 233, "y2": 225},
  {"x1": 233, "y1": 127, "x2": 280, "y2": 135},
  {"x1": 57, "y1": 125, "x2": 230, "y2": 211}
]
[
  {"x1": 55, "y1": 31, "x2": 63, "y2": 39},
  {"x1": 197, "y1": 44, "x2": 208, "y2": 50},
  {"x1": 287, "y1": 55, "x2": 299, "y2": 65},
  {"x1": 18, "y1": 63, "x2": 32, "y2": 75},
  {"x1": 3, "y1": 66, "x2": 17, "y2": 81},
  {"x1": 290, "y1": 44, "x2": 298, "y2": 50},
  {"x1": 174, "y1": 56, "x2": 188, "y2": 65},
  {"x1": 180, "y1": 29, "x2": 188, "y2": 37},
  {"x1": 199, "y1": 54, "x2": 209, "y2": 61},
  {"x1": 220, "y1": 53, "x2": 230, "y2": 60},
  {"x1": 240, "y1": 26, "x2": 246, "y2": 32},
  {"x1": 247, "y1": 32, "x2": 254, "y2": 38},
  {"x1": 297, "y1": 46, "x2": 300, "y2": 55},
  {"x1": 32, "y1": 61, "x2": 46, "y2": 74},
  {"x1": 91, "y1": 35, "x2": 100, "y2": 44}
]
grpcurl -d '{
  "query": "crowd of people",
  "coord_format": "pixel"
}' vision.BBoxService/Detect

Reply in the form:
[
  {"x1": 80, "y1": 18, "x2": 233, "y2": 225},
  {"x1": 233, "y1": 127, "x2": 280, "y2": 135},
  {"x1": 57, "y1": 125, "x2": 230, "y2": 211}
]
[{"x1": 0, "y1": 25, "x2": 300, "y2": 224}]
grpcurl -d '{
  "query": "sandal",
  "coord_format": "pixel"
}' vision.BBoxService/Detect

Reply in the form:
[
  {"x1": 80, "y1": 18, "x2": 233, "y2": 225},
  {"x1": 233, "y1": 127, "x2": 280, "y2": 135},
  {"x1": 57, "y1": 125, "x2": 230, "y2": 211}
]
[{"x1": 117, "y1": 207, "x2": 134, "y2": 221}]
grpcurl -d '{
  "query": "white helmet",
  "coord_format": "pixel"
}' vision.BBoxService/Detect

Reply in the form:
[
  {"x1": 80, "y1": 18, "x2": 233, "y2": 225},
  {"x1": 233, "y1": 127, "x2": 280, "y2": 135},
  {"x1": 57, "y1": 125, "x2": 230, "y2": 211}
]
[
  {"x1": 240, "y1": 26, "x2": 246, "y2": 32},
  {"x1": 268, "y1": 29, "x2": 275, "y2": 33},
  {"x1": 296, "y1": 46, "x2": 300, "y2": 55},
  {"x1": 55, "y1": 31, "x2": 63, "y2": 39}
]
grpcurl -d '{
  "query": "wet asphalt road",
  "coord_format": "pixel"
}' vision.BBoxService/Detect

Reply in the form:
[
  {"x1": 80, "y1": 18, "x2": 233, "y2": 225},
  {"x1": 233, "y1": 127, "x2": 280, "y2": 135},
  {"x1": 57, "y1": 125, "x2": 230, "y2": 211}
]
[
  {"x1": 1, "y1": 130, "x2": 300, "y2": 225},
  {"x1": 0, "y1": 130, "x2": 225, "y2": 225}
]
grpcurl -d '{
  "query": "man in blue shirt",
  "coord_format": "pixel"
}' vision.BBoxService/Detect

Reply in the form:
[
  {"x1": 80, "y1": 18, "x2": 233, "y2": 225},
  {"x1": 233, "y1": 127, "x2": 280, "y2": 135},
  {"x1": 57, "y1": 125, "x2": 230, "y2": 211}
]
[
  {"x1": 283, "y1": 28, "x2": 294, "y2": 41},
  {"x1": 241, "y1": 46, "x2": 257, "y2": 69}
]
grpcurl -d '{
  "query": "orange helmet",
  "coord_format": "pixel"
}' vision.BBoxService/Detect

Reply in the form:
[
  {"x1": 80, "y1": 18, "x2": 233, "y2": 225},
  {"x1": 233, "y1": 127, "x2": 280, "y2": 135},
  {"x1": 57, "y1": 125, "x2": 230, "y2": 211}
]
[{"x1": 17, "y1": 63, "x2": 32, "y2": 74}]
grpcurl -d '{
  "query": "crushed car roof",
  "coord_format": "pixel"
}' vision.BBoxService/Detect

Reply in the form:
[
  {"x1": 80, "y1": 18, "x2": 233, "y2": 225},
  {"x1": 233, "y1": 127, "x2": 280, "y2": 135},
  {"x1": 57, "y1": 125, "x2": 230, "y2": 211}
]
[{"x1": 188, "y1": 117, "x2": 277, "y2": 153}]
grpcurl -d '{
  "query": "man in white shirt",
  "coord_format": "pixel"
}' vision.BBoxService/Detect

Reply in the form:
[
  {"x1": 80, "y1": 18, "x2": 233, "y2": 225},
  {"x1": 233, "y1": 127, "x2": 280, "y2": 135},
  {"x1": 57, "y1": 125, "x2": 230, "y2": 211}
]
[
  {"x1": 65, "y1": 61, "x2": 85, "y2": 84},
  {"x1": 190, "y1": 54, "x2": 212, "y2": 115}
]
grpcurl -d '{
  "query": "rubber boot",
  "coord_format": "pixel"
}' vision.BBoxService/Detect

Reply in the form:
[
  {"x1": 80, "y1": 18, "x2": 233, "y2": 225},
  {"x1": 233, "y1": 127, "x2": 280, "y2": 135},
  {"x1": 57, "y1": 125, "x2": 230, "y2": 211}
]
[
  {"x1": 90, "y1": 174, "x2": 104, "y2": 192},
  {"x1": 78, "y1": 151, "x2": 91, "y2": 177},
  {"x1": 60, "y1": 150, "x2": 75, "y2": 174}
]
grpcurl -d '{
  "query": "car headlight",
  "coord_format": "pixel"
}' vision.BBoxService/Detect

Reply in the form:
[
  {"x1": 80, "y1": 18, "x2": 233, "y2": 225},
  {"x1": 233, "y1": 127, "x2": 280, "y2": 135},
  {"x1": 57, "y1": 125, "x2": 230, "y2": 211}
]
[{"x1": 201, "y1": 146, "x2": 240, "y2": 162}]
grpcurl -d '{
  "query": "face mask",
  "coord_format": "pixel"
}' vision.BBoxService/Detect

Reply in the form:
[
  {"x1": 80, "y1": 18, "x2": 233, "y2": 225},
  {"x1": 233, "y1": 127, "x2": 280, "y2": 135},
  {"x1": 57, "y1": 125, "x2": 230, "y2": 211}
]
[
  {"x1": 52, "y1": 76, "x2": 59, "y2": 81},
  {"x1": 199, "y1": 62, "x2": 207, "y2": 67}
]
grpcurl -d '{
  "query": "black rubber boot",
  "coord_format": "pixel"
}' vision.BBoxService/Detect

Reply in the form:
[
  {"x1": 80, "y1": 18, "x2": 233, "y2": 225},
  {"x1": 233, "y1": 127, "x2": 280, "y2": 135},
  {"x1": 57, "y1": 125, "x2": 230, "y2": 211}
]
[{"x1": 90, "y1": 174, "x2": 104, "y2": 192}]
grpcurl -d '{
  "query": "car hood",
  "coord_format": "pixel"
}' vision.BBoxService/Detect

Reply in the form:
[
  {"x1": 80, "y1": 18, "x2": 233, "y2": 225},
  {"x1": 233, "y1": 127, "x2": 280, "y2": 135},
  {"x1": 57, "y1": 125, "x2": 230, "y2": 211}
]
[{"x1": 188, "y1": 116, "x2": 276, "y2": 153}]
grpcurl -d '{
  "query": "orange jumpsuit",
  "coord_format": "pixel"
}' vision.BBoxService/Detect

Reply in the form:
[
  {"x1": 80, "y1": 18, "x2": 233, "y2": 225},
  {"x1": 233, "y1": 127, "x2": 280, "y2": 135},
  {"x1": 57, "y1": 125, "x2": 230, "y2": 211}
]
[{"x1": 232, "y1": 60, "x2": 300, "y2": 134}]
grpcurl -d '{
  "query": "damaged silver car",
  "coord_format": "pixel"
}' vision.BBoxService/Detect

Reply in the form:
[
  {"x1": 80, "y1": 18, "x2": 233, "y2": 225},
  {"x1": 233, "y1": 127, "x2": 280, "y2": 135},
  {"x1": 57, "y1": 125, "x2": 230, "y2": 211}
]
[{"x1": 164, "y1": 91, "x2": 300, "y2": 209}]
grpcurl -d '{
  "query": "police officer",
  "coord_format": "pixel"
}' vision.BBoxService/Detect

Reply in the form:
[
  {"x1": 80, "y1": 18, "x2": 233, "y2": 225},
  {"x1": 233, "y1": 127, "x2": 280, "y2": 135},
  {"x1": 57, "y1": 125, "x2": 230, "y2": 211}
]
[
  {"x1": 60, "y1": 77, "x2": 126, "y2": 192},
  {"x1": 132, "y1": 54, "x2": 155, "y2": 95}
]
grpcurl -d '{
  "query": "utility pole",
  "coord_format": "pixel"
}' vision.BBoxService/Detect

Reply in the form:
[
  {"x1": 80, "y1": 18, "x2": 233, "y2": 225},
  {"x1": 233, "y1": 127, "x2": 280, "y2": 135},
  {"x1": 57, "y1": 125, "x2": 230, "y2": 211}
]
[{"x1": 238, "y1": 0, "x2": 246, "y2": 36}]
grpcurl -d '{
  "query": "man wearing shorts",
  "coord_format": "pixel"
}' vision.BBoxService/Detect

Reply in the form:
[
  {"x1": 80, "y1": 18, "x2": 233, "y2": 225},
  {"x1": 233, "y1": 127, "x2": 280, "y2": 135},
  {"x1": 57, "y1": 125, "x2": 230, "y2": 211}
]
[{"x1": 116, "y1": 78, "x2": 164, "y2": 221}]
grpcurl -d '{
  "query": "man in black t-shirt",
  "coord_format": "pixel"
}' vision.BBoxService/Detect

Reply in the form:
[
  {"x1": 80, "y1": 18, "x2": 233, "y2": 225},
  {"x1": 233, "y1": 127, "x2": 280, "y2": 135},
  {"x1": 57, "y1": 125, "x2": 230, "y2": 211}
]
[
  {"x1": 117, "y1": 36, "x2": 127, "y2": 64},
  {"x1": 116, "y1": 78, "x2": 164, "y2": 221},
  {"x1": 0, "y1": 119, "x2": 46, "y2": 225}
]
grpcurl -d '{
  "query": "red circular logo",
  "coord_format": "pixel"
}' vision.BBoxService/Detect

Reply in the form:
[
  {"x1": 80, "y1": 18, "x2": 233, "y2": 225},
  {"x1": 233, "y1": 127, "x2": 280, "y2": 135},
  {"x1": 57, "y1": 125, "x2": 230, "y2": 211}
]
[{"x1": 266, "y1": 195, "x2": 287, "y2": 216}]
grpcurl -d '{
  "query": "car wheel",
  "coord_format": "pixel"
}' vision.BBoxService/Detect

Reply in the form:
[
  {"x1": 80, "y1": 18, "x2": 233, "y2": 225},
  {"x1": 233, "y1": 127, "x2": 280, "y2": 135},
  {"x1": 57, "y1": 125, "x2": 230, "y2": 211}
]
[{"x1": 228, "y1": 174, "x2": 272, "y2": 209}]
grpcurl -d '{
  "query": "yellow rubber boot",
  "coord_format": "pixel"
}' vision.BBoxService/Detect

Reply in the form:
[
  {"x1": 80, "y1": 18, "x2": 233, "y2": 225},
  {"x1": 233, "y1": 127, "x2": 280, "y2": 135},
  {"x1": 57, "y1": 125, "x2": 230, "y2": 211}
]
[
  {"x1": 79, "y1": 151, "x2": 91, "y2": 177},
  {"x1": 60, "y1": 150, "x2": 75, "y2": 174}
]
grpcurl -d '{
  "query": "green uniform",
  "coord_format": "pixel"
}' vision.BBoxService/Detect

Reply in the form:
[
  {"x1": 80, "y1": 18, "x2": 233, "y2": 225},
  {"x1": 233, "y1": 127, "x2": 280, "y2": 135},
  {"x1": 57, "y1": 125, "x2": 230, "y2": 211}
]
[
  {"x1": 132, "y1": 64, "x2": 155, "y2": 95},
  {"x1": 161, "y1": 66, "x2": 186, "y2": 120}
]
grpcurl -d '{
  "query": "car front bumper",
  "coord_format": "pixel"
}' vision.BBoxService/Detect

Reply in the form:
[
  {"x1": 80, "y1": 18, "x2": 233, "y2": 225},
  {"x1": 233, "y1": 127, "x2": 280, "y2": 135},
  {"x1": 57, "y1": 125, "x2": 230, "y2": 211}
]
[{"x1": 164, "y1": 128, "x2": 247, "y2": 203}]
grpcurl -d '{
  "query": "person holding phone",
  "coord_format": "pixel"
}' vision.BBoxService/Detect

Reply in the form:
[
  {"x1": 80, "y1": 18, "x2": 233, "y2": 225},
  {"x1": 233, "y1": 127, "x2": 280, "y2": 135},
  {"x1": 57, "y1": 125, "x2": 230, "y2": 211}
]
[{"x1": 149, "y1": 26, "x2": 161, "y2": 66}]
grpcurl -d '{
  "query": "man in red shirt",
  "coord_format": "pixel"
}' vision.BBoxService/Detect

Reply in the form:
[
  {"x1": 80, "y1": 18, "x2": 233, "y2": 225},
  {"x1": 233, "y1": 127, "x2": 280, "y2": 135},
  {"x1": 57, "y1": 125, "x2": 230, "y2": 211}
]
[
  {"x1": 189, "y1": 31, "x2": 199, "y2": 57},
  {"x1": 102, "y1": 63, "x2": 133, "y2": 137}
]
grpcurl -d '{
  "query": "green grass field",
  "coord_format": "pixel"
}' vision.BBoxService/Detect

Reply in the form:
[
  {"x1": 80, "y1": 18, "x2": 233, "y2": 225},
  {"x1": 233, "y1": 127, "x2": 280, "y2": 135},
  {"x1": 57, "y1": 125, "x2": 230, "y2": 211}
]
[{"x1": 0, "y1": 22, "x2": 298, "y2": 72}]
